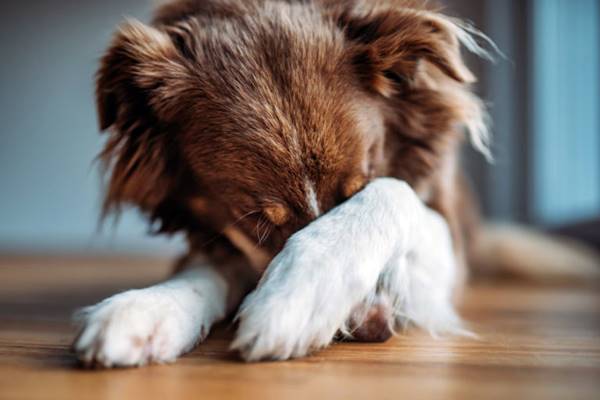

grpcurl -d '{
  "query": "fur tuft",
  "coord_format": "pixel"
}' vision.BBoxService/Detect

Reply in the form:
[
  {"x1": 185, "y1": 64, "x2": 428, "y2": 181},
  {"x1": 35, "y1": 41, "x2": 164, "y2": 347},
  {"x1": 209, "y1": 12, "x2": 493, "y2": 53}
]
[{"x1": 440, "y1": 14, "x2": 501, "y2": 161}]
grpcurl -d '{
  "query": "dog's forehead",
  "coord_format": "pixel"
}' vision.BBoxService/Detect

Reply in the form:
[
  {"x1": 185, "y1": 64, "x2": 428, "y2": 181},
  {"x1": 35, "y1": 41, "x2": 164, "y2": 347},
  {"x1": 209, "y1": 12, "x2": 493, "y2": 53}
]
[
  {"x1": 178, "y1": 5, "x2": 388, "y2": 214},
  {"x1": 195, "y1": 4, "x2": 347, "y2": 103},
  {"x1": 186, "y1": 8, "x2": 368, "y2": 165}
]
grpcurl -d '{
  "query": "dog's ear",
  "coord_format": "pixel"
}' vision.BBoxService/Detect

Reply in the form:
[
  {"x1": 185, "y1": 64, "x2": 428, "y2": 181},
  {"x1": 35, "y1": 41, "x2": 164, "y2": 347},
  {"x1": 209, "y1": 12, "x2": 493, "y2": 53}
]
[
  {"x1": 96, "y1": 20, "x2": 197, "y2": 221},
  {"x1": 338, "y1": 7, "x2": 479, "y2": 97},
  {"x1": 336, "y1": 5, "x2": 494, "y2": 158}
]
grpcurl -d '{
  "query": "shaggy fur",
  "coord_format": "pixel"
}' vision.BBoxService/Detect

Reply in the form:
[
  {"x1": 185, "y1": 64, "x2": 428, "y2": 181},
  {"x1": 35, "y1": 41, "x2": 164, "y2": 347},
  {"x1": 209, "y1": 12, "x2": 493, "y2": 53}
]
[
  {"x1": 72, "y1": 0, "x2": 599, "y2": 367},
  {"x1": 97, "y1": 0, "x2": 488, "y2": 264}
]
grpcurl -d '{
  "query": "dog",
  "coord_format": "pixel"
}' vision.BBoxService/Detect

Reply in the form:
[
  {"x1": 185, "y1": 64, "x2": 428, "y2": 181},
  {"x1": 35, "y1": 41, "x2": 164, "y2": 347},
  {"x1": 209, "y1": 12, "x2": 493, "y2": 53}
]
[{"x1": 73, "y1": 0, "x2": 600, "y2": 366}]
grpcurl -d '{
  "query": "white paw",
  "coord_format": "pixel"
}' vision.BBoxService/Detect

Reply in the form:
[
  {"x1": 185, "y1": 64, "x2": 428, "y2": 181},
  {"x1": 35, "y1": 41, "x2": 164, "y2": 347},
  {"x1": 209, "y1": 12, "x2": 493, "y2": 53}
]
[
  {"x1": 73, "y1": 288, "x2": 205, "y2": 368},
  {"x1": 231, "y1": 290, "x2": 338, "y2": 362},
  {"x1": 231, "y1": 240, "x2": 362, "y2": 361}
]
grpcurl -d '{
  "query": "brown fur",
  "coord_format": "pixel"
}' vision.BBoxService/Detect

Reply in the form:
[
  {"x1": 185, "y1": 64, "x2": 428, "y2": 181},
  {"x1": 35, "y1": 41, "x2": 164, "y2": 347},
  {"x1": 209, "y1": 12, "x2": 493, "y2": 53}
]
[{"x1": 97, "y1": 0, "x2": 486, "y2": 335}]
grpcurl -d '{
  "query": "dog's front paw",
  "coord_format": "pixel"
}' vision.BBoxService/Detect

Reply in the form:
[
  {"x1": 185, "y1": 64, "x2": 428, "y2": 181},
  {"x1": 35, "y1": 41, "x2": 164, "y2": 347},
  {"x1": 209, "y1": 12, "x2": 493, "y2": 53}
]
[
  {"x1": 231, "y1": 291, "x2": 336, "y2": 362},
  {"x1": 231, "y1": 243, "x2": 349, "y2": 361},
  {"x1": 73, "y1": 288, "x2": 204, "y2": 368}
]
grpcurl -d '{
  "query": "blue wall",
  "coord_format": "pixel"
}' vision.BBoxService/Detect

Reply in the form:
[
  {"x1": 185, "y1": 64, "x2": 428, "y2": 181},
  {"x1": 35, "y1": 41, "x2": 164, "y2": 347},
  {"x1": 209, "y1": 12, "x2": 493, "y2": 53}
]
[
  {"x1": 532, "y1": 0, "x2": 600, "y2": 225},
  {"x1": 0, "y1": 0, "x2": 183, "y2": 254}
]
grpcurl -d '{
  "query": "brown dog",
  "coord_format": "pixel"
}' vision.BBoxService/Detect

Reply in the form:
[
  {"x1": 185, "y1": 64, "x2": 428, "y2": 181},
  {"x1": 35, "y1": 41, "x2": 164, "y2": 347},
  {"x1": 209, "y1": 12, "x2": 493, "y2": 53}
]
[{"x1": 73, "y1": 0, "x2": 599, "y2": 366}]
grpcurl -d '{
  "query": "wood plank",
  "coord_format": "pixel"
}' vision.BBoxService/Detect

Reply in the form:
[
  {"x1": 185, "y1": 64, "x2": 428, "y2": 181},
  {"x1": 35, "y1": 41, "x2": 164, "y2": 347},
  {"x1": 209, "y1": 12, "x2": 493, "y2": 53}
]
[{"x1": 0, "y1": 255, "x2": 599, "y2": 400}]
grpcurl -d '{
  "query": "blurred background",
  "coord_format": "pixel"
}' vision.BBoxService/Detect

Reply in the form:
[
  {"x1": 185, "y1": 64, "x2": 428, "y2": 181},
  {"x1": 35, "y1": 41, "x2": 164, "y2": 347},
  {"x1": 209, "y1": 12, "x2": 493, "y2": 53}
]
[{"x1": 0, "y1": 0, "x2": 598, "y2": 256}]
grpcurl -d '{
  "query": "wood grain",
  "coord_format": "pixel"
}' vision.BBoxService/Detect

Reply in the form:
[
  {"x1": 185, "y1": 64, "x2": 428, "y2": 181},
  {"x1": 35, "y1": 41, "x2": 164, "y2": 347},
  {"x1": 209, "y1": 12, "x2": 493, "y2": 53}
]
[{"x1": 0, "y1": 255, "x2": 599, "y2": 400}]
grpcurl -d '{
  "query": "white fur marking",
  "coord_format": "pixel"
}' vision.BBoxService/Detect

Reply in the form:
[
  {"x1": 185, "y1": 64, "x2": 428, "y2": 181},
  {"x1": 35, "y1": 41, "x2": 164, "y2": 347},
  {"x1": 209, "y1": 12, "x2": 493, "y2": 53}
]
[{"x1": 305, "y1": 179, "x2": 321, "y2": 217}]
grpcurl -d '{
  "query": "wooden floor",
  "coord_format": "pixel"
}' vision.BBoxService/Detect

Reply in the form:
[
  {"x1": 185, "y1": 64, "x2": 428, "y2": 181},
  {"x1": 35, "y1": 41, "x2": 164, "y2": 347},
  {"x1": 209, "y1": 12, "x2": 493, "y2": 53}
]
[{"x1": 1, "y1": 255, "x2": 599, "y2": 400}]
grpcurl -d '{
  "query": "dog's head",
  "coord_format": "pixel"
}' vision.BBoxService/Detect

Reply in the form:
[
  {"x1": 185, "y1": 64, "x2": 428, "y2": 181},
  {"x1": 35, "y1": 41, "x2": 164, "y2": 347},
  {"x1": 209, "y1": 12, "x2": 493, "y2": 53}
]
[{"x1": 97, "y1": 0, "x2": 491, "y2": 269}]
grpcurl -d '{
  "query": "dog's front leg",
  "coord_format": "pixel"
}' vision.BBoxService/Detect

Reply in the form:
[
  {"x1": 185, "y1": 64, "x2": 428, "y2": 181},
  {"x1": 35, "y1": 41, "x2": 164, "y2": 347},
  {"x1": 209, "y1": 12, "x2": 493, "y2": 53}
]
[
  {"x1": 73, "y1": 255, "x2": 255, "y2": 368},
  {"x1": 232, "y1": 178, "x2": 451, "y2": 361}
]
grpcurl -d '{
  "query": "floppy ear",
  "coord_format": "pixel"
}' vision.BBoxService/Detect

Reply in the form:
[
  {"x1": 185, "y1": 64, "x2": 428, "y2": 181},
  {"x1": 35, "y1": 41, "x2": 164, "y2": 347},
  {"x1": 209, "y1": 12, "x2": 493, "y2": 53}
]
[
  {"x1": 336, "y1": 5, "x2": 494, "y2": 159},
  {"x1": 96, "y1": 20, "x2": 196, "y2": 221},
  {"x1": 338, "y1": 7, "x2": 482, "y2": 97}
]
